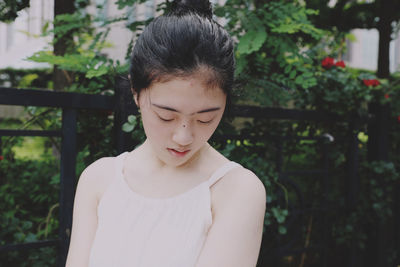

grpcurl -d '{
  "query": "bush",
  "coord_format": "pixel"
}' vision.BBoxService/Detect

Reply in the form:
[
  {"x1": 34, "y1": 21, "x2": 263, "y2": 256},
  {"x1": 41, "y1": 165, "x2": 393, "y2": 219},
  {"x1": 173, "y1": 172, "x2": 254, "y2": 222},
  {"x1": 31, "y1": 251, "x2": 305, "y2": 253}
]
[
  {"x1": 0, "y1": 68, "x2": 52, "y2": 89},
  {"x1": 0, "y1": 154, "x2": 59, "y2": 266}
]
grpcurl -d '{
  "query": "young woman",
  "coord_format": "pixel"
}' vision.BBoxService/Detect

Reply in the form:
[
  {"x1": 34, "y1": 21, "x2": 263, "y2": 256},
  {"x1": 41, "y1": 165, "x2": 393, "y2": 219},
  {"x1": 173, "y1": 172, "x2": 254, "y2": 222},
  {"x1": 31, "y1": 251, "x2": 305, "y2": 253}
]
[{"x1": 65, "y1": 0, "x2": 266, "y2": 266}]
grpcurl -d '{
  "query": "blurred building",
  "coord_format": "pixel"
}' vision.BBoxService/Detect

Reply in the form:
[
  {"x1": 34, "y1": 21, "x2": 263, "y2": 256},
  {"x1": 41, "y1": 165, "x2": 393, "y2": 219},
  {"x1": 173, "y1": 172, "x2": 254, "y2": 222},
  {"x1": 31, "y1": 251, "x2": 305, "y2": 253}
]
[
  {"x1": 346, "y1": 29, "x2": 400, "y2": 73},
  {"x1": 87, "y1": 0, "x2": 161, "y2": 63},
  {"x1": 0, "y1": 0, "x2": 53, "y2": 69}
]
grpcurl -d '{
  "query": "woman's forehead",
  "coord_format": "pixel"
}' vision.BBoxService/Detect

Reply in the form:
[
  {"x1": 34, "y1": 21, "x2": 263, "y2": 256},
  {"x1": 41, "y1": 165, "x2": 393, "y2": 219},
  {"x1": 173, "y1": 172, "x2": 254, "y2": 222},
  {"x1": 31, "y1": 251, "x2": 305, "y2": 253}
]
[
  {"x1": 152, "y1": 66, "x2": 223, "y2": 91},
  {"x1": 143, "y1": 77, "x2": 226, "y2": 113},
  {"x1": 149, "y1": 76, "x2": 225, "y2": 98}
]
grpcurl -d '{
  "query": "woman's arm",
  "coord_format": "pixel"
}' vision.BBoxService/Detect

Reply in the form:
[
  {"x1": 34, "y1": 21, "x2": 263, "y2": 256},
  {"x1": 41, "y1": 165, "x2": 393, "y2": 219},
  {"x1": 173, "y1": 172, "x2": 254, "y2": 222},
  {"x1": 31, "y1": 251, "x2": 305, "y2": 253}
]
[
  {"x1": 65, "y1": 158, "x2": 113, "y2": 267},
  {"x1": 195, "y1": 168, "x2": 266, "y2": 267}
]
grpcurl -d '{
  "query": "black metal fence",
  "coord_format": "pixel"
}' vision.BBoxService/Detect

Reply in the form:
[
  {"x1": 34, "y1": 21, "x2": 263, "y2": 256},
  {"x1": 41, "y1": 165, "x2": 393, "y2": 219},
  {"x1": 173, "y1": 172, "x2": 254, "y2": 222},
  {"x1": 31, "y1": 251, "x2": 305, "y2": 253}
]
[
  {"x1": 0, "y1": 87, "x2": 115, "y2": 266},
  {"x1": 0, "y1": 81, "x2": 396, "y2": 266}
]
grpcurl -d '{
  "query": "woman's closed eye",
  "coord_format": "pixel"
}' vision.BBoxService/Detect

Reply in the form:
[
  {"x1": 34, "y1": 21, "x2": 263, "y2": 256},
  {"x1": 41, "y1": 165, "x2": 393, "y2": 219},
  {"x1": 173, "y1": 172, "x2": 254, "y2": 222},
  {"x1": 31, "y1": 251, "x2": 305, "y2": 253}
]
[
  {"x1": 158, "y1": 115, "x2": 174, "y2": 122},
  {"x1": 158, "y1": 117, "x2": 213, "y2": 124},
  {"x1": 197, "y1": 114, "x2": 216, "y2": 124},
  {"x1": 157, "y1": 114, "x2": 214, "y2": 124},
  {"x1": 197, "y1": 119, "x2": 213, "y2": 124}
]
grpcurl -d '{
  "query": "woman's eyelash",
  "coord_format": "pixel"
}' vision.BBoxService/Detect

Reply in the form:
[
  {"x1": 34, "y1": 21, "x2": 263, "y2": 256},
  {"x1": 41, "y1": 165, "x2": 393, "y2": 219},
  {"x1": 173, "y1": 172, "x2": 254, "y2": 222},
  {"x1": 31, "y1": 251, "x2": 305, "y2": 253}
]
[
  {"x1": 157, "y1": 114, "x2": 212, "y2": 124},
  {"x1": 198, "y1": 120, "x2": 212, "y2": 124},
  {"x1": 158, "y1": 116, "x2": 174, "y2": 122}
]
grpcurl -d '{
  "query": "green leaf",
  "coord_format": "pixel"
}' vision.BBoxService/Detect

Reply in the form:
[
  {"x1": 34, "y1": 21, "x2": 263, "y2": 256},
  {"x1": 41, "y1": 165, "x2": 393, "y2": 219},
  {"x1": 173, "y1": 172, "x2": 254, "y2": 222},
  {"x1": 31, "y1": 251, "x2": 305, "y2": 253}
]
[
  {"x1": 295, "y1": 75, "x2": 303, "y2": 85},
  {"x1": 122, "y1": 123, "x2": 134, "y2": 132},
  {"x1": 25, "y1": 232, "x2": 38, "y2": 242},
  {"x1": 237, "y1": 29, "x2": 267, "y2": 55},
  {"x1": 278, "y1": 225, "x2": 287, "y2": 234},
  {"x1": 276, "y1": 215, "x2": 285, "y2": 223},
  {"x1": 128, "y1": 115, "x2": 137, "y2": 124},
  {"x1": 235, "y1": 56, "x2": 248, "y2": 76},
  {"x1": 289, "y1": 70, "x2": 297, "y2": 79},
  {"x1": 284, "y1": 64, "x2": 292, "y2": 74},
  {"x1": 86, "y1": 66, "x2": 109, "y2": 78}
]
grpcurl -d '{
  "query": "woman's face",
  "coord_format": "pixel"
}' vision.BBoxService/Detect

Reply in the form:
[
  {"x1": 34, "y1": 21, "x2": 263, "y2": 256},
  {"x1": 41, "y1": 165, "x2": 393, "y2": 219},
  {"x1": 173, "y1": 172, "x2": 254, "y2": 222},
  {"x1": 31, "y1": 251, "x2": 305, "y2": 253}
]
[{"x1": 135, "y1": 75, "x2": 226, "y2": 167}]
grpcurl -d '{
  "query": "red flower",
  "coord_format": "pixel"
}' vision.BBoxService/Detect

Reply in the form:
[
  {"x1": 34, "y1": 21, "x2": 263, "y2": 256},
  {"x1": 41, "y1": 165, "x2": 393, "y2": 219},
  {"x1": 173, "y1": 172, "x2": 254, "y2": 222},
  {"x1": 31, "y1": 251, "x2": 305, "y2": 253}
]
[
  {"x1": 363, "y1": 79, "x2": 372, "y2": 86},
  {"x1": 363, "y1": 79, "x2": 380, "y2": 87},
  {"x1": 398, "y1": 115, "x2": 400, "y2": 123},
  {"x1": 335, "y1": 60, "x2": 346, "y2": 68},
  {"x1": 384, "y1": 93, "x2": 389, "y2": 99},
  {"x1": 0, "y1": 155, "x2": 3, "y2": 161},
  {"x1": 322, "y1": 57, "x2": 335, "y2": 69}
]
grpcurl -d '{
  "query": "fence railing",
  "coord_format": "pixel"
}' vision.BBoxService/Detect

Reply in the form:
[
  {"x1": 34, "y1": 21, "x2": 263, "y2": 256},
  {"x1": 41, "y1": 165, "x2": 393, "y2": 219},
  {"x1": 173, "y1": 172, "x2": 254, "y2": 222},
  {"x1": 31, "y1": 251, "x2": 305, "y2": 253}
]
[{"x1": 0, "y1": 86, "x2": 115, "y2": 266}]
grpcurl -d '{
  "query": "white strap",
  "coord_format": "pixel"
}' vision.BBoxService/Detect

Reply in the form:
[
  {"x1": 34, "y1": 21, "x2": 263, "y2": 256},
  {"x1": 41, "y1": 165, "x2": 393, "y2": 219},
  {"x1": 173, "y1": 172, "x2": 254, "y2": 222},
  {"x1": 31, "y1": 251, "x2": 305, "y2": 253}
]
[
  {"x1": 115, "y1": 151, "x2": 129, "y2": 178},
  {"x1": 115, "y1": 153, "x2": 241, "y2": 188},
  {"x1": 207, "y1": 161, "x2": 242, "y2": 187}
]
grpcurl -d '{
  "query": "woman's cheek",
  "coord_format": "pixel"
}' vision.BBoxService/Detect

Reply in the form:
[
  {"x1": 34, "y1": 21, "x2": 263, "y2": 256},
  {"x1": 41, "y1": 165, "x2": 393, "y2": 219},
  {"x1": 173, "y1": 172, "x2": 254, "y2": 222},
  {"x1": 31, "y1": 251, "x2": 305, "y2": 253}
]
[
  {"x1": 141, "y1": 114, "x2": 162, "y2": 138},
  {"x1": 199, "y1": 124, "x2": 218, "y2": 142}
]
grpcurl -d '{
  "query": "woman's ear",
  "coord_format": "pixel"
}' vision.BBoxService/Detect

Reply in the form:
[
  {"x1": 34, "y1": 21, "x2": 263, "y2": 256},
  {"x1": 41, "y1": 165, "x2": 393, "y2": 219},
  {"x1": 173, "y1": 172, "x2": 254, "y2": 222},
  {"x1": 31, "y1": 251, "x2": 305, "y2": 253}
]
[
  {"x1": 128, "y1": 74, "x2": 140, "y2": 108},
  {"x1": 132, "y1": 88, "x2": 139, "y2": 107}
]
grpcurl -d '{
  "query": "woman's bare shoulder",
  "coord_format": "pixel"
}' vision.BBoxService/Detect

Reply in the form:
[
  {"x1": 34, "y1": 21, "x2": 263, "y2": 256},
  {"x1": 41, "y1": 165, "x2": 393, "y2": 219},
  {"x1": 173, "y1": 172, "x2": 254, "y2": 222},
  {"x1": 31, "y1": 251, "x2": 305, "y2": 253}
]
[
  {"x1": 227, "y1": 166, "x2": 265, "y2": 195},
  {"x1": 206, "y1": 146, "x2": 265, "y2": 195},
  {"x1": 77, "y1": 156, "x2": 119, "y2": 202},
  {"x1": 232, "y1": 166, "x2": 265, "y2": 193},
  {"x1": 211, "y1": 164, "x2": 266, "y2": 211}
]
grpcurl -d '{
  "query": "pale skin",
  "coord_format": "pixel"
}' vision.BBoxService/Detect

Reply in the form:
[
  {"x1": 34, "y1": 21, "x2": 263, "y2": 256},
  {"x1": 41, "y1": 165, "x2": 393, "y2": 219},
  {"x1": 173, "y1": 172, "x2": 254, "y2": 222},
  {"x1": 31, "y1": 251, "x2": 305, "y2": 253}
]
[{"x1": 65, "y1": 73, "x2": 267, "y2": 267}]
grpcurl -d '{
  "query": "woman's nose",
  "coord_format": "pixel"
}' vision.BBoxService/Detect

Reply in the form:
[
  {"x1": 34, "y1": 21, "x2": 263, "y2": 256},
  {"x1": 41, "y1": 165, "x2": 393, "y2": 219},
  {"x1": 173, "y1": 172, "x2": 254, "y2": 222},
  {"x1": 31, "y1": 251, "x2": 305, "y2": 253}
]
[{"x1": 172, "y1": 123, "x2": 194, "y2": 146}]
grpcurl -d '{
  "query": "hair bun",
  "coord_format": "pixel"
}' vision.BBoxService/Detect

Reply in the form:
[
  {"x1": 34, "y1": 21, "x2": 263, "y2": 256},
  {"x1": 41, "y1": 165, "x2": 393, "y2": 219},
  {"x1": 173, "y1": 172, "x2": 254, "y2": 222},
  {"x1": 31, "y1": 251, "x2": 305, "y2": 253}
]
[{"x1": 170, "y1": 0, "x2": 213, "y2": 19}]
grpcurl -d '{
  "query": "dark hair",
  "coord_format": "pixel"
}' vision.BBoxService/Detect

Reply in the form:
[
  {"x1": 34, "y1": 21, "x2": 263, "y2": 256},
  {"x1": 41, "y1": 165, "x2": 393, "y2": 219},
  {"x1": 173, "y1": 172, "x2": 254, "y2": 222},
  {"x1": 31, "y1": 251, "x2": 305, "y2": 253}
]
[{"x1": 129, "y1": 0, "x2": 235, "y2": 97}]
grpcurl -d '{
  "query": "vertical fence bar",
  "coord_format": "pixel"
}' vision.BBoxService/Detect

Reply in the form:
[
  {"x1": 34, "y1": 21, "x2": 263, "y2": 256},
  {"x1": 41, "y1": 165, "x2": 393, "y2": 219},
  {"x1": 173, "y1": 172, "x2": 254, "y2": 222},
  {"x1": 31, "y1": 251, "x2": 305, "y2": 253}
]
[
  {"x1": 275, "y1": 135, "x2": 283, "y2": 267},
  {"x1": 367, "y1": 102, "x2": 390, "y2": 267},
  {"x1": 321, "y1": 138, "x2": 331, "y2": 267},
  {"x1": 346, "y1": 118, "x2": 360, "y2": 267},
  {"x1": 395, "y1": 183, "x2": 400, "y2": 264},
  {"x1": 57, "y1": 108, "x2": 77, "y2": 267},
  {"x1": 276, "y1": 135, "x2": 283, "y2": 174},
  {"x1": 347, "y1": 118, "x2": 360, "y2": 209},
  {"x1": 114, "y1": 76, "x2": 127, "y2": 154},
  {"x1": 367, "y1": 103, "x2": 389, "y2": 161},
  {"x1": 114, "y1": 76, "x2": 136, "y2": 154}
]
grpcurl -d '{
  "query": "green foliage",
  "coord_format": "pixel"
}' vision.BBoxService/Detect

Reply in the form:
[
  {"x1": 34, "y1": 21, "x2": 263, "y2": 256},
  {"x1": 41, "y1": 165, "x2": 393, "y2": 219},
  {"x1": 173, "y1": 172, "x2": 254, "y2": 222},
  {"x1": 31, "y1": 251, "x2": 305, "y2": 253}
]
[
  {"x1": 28, "y1": 7, "x2": 122, "y2": 94},
  {"x1": 215, "y1": 0, "x2": 325, "y2": 106},
  {"x1": 305, "y1": 0, "x2": 400, "y2": 32},
  {"x1": 0, "y1": 150, "x2": 59, "y2": 265},
  {"x1": 122, "y1": 115, "x2": 138, "y2": 133},
  {"x1": 0, "y1": 129, "x2": 96, "y2": 265},
  {"x1": 366, "y1": 161, "x2": 398, "y2": 220},
  {"x1": 0, "y1": 0, "x2": 30, "y2": 22},
  {"x1": 76, "y1": 109, "x2": 116, "y2": 164},
  {"x1": 295, "y1": 57, "x2": 384, "y2": 116},
  {"x1": 333, "y1": 161, "x2": 399, "y2": 251},
  {"x1": 388, "y1": 74, "x2": 400, "y2": 198},
  {"x1": 0, "y1": 68, "x2": 52, "y2": 88},
  {"x1": 305, "y1": 0, "x2": 400, "y2": 78},
  {"x1": 214, "y1": 138, "x2": 288, "y2": 234},
  {"x1": 389, "y1": 74, "x2": 400, "y2": 117},
  {"x1": 115, "y1": 0, "x2": 149, "y2": 9},
  {"x1": 237, "y1": 30, "x2": 267, "y2": 56}
]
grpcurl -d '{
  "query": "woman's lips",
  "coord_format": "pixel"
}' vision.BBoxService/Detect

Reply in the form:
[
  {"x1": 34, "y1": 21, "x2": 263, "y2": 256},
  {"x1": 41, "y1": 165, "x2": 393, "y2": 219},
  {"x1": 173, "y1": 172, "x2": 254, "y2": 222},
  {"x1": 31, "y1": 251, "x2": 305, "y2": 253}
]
[{"x1": 167, "y1": 148, "x2": 190, "y2": 157}]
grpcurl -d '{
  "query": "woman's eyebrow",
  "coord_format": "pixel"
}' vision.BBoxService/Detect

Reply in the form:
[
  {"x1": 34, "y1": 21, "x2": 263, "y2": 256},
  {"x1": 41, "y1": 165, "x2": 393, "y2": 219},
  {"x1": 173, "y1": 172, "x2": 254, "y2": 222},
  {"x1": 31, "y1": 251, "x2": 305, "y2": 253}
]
[{"x1": 152, "y1": 103, "x2": 221, "y2": 114}]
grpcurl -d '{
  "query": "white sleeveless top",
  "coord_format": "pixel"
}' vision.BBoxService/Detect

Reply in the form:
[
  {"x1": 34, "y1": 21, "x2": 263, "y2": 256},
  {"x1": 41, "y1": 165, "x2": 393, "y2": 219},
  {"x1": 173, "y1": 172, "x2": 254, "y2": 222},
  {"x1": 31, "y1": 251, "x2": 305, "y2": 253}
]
[{"x1": 88, "y1": 152, "x2": 242, "y2": 267}]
